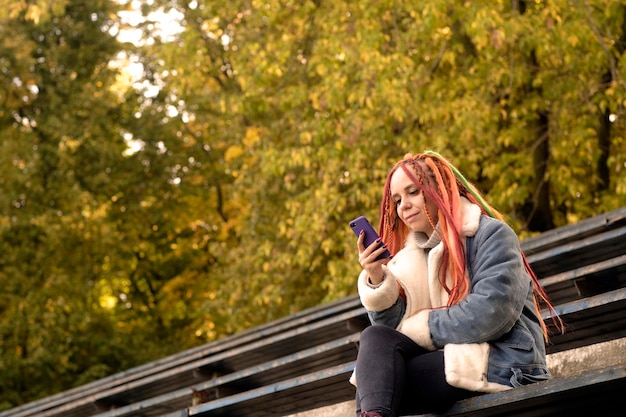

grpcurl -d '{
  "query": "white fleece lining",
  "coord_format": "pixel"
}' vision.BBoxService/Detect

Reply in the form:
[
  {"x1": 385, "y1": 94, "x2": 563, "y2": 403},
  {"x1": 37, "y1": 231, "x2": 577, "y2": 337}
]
[
  {"x1": 444, "y1": 343, "x2": 511, "y2": 393},
  {"x1": 397, "y1": 310, "x2": 436, "y2": 351}
]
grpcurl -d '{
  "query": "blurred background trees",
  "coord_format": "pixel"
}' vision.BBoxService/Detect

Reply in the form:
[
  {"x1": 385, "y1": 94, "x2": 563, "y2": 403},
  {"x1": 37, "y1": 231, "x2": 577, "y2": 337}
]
[{"x1": 1, "y1": 0, "x2": 625, "y2": 409}]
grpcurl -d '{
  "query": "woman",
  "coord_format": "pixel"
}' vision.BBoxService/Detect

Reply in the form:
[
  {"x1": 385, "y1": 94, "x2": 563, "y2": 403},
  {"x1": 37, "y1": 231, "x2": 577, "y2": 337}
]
[{"x1": 352, "y1": 151, "x2": 561, "y2": 417}]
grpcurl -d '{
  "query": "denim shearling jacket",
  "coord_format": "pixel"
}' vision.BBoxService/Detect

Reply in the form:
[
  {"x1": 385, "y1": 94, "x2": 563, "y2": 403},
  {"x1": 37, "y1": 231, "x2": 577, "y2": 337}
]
[{"x1": 357, "y1": 199, "x2": 551, "y2": 392}]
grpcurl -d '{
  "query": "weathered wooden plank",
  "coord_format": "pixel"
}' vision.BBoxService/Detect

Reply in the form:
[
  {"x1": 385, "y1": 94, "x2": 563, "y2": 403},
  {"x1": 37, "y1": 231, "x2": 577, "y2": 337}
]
[
  {"x1": 521, "y1": 206, "x2": 626, "y2": 255},
  {"x1": 9, "y1": 306, "x2": 365, "y2": 417},
  {"x1": 539, "y1": 253, "x2": 626, "y2": 289},
  {"x1": 542, "y1": 287, "x2": 626, "y2": 318},
  {"x1": 67, "y1": 334, "x2": 360, "y2": 417},
  {"x1": 0, "y1": 296, "x2": 364, "y2": 417},
  {"x1": 537, "y1": 253, "x2": 626, "y2": 305},
  {"x1": 186, "y1": 362, "x2": 356, "y2": 417},
  {"x1": 415, "y1": 364, "x2": 626, "y2": 417},
  {"x1": 526, "y1": 226, "x2": 626, "y2": 276},
  {"x1": 543, "y1": 288, "x2": 626, "y2": 353},
  {"x1": 84, "y1": 278, "x2": 626, "y2": 417}
]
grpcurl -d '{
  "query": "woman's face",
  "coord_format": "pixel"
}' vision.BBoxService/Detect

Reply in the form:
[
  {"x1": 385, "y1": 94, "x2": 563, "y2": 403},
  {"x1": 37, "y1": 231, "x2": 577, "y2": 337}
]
[{"x1": 390, "y1": 166, "x2": 439, "y2": 235}]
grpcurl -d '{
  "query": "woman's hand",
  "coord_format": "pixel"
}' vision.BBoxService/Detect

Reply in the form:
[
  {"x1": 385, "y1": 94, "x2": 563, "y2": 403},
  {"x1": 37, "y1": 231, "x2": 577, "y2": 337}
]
[{"x1": 357, "y1": 231, "x2": 391, "y2": 285}]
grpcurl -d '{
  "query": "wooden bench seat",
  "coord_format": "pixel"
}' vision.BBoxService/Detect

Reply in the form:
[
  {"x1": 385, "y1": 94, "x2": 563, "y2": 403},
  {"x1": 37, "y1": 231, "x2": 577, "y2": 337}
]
[
  {"x1": 2, "y1": 297, "x2": 366, "y2": 417},
  {"x1": 543, "y1": 287, "x2": 626, "y2": 353},
  {"x1": 57, "y1": 283, "x2": 625, "y2": 417},
  {"x1": 530, "y1": 225, "x2": 626, "y2": 305},
  {"x1": 186, "y1": 362, "x2": 357, "y2": 417},
  {"x1": 12, "y1": 270, "x2": 624, "y2": 417},
  {"x1": 163, "y1": 288, "x2": 626, "y2": 417},
  {"x1": 520, "y1": 207, "x2": 626, "y2": 257},
  {"x1": 82, "y1": 334, "x2": 360, "y2": 417},
  {"x1": 87, "y1": 286, "x2": 626, "y2": 417},
  {"x1": 183, "y1": 363, "x2": 626, "y2": 417},
  {"x1": 413, "y1": 364, "x2": 626, "y2": 417}
]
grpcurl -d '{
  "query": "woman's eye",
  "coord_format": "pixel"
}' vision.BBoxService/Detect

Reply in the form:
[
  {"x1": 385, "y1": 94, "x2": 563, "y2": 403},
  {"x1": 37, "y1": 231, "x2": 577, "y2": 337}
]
[{"x1": 409, "y1": 189, "x2": 420, "y2": 196}]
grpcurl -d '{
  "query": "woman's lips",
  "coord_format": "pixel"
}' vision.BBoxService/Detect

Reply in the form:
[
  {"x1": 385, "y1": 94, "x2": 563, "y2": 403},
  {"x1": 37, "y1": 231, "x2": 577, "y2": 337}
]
[{"x1": 404, "y1": 213, "x2": 419, "y2": 222}]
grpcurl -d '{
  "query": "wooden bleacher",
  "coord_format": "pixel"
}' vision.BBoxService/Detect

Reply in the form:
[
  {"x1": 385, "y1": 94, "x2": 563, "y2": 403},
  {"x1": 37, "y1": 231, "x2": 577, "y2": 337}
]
[
  {"x1": 2, "y1": 207, "x2": 626, "y2": 417},
  {"x1": 416, "y1": 364, "x2": 626, "y2": 417}
]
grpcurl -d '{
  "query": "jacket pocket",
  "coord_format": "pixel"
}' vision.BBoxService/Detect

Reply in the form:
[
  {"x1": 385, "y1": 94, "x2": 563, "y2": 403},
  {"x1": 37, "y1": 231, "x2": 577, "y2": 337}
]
[{"x1": 499, "y1": 321, "x2": 534, "y2": 351}]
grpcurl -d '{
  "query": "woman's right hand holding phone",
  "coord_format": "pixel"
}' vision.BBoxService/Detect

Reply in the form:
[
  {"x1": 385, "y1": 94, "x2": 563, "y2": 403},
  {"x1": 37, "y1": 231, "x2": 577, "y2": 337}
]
[{"x1": 357, "y1": 231, "x2": 391, "y2": 285}]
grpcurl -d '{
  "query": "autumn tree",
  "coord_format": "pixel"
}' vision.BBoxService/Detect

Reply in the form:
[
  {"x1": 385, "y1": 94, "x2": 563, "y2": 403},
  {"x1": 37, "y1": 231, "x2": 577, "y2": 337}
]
[{"x1": 0, "y1": 0, "x2": 230, "y2": 407}]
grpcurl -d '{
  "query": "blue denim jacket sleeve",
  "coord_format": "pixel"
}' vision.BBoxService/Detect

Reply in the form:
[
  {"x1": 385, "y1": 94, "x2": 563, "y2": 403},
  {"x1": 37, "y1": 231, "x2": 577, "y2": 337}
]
[
  {"x1": 367, "y1": 296, "x2": 406, "y2": 328},
  {"x1": 428, "y1": 216, "x2": 531, "y2": 347}
]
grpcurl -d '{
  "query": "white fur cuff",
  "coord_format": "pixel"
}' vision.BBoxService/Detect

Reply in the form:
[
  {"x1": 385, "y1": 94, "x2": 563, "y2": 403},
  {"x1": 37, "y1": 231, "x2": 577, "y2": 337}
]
[{"x1": 357, "y1": 268, "x2": 399, "y2": 312}]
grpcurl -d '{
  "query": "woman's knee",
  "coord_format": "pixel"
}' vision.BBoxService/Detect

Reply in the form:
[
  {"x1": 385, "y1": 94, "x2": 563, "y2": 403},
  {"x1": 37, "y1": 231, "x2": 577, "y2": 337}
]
[{"x1": 360, "y1": 324, "x2": 400, "y2": 345}]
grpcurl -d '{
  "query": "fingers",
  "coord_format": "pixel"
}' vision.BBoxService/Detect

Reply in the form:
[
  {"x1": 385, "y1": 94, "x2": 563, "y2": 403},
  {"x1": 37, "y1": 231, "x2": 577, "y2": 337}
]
[
  {"x1": 357, "y1": 230, "x2": 365, "y2": 252},
  {"x1": 359, "y1": 243, "x2": 389, "y2": 267},
  {"x1": 358, "y1": 233, "x2": 383, "y2": 255}
]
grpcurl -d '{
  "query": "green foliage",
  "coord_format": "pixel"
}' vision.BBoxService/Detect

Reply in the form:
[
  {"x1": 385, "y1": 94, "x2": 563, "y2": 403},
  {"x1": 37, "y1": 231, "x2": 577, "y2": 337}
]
[{"x1": 1, "y1": 0, "x2": 626, "y2": 410}]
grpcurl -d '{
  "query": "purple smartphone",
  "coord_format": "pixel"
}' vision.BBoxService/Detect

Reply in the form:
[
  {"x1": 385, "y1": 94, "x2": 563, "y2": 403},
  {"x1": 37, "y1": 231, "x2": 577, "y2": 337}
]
[{"x1": 349, "y1": 216, "x2": 392, "y2": 261}]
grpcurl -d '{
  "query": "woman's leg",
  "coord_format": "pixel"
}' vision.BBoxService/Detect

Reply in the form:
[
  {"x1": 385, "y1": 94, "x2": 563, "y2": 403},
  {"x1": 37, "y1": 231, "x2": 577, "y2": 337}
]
[
  {"x1": 396, "y1": 350, "x2": 476, "y2": 415},
  {"x1": 355, "y1": 325, "x2": 476, "y2": 417},
  {"x1": 355, "y1": 325, "x2": 426, "y2": 417}
]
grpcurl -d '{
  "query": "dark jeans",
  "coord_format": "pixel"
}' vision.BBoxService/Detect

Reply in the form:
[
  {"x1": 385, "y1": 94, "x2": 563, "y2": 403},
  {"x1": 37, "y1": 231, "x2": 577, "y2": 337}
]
[{"x1": 355, "y1": 325, "x2": 476, "y2": 417}]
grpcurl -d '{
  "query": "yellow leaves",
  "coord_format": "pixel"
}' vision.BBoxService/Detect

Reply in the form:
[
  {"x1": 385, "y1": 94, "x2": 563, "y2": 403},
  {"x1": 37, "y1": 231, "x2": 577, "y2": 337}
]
[
  {"x1": 309, "y1": 90, "x2": 326, "y2": 110},
  {"x1": 59, "y1": 135, "x2": 80, "y2": 152},
  {"x1": 320, "y1": 237, "x2": 334, "y2": 255},
  {"x1": 243, "y1": 126, "x2": 261, "y2": 147},
  {"x1": 4, "y1": 1, "x2": 23, "y2": 19},
  {"x1": 364, "y1": 96, "x2": 374, "y2": 109},
  {"x1": 501, "y1": 181, "x2": 519, "y2": 200},
  {"x1": 194, "y1": 320, "x2": 216, "y2": 339},
  {"x1": 4, "y1": 0, "x2": 68, "y2": 23},
  {"x1": 224, "y1": 145, "x2": 244, "y2": 162},
  {"x1": 289, "y1": 147, "x2": 313, "y2": 170},
  {"x1": 99, "y1": 295, "x2": 118, "y2": 310},
  {"x1": 435, "y1": 26, "x2": 452, "y2": 40},
  {"x1": 441, "y1": 50, "x2": 457, "y2": 67},
  {"x1": 278, "y1": 217, "x2": 294, "y2": 240},
  {"x1": 567, "y1": 34, "x2": 579, "y2": 47},
  {"x1": 201, "y1": 17, "x2": 222, "y2": 38},
  {"x1": 605, "y1": 82, "x2": 617, "y2": 97},
  {"x1": 109, "y1": 70, "x2": 134, "y2": 97},
  {"x1": 299, "y1": 131, "x2": 312, "y2": 144},
  {"x1": 269, "y1": 64, "x2": 283, "y2": 77},
  {"x1": 224, "y1": 127, "x2": 261, "y2": 162},
  {"x1": 25, "y1": 4, "x2": 42, "y2": 24},
  {"x1": 315, "y1": 63, "x2": 328, "y2": 77}
]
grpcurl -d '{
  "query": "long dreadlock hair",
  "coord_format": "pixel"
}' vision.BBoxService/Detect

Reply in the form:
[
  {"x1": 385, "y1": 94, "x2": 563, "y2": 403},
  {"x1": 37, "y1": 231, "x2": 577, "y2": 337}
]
[{"x1": 377, "y1": 151, "x2": 562, "y2": 340}]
